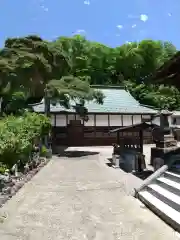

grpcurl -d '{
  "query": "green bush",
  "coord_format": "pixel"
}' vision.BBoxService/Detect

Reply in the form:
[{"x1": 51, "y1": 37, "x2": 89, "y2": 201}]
[
  {"x1": 0, "y1": 113, "x2": 51, "y2": 169},
  {"x1": 40, "y1": 145, "x2": 48, "y2": 157},
  {"x1": 0, "y1": 163, "x2": 7, "y2": 174}
]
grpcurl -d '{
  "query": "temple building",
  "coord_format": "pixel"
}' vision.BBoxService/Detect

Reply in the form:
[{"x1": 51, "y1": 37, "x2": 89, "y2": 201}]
[
  {"x1": 153, "y1": 51, "x2": 180, "y2": 88},
  {"x1": 33, "y1": 85, "x2": 157, "y2": 146}
]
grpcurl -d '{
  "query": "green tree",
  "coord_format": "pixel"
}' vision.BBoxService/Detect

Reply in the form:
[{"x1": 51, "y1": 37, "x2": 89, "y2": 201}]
[
  {"x1": 0, "y1": 34, "x2": 178, "y2": 112},
  {"x1": 0, "y1": 35, "x2": 105, "y2": 115}
]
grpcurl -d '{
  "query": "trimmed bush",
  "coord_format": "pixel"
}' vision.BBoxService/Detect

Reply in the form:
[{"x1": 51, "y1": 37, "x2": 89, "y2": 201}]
[{"x1": 0, "y1": 113, "x2": 51, "y2": 169}]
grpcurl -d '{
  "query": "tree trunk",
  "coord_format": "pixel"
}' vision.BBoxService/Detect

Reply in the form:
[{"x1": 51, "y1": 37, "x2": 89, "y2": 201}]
[{"x1": 44, "y1": 90, "x2": 51, "y2": 148}]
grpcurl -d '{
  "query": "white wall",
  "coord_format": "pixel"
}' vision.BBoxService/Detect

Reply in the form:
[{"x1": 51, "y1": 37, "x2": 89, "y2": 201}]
[
  {"x1": 132, "y1": 115, "x2": 142, "y2": 124},
  {"x1": 53, "y1": 114, "x2": 145, "y2": 127},
  {"x1": 176, "y1": 117, "x2": 180, "y2": 125},
  {"x1": 109, "y1": 115, "x2": 121, "y2": 126},
  {"x1": 50, "y1": 115, "x2": 54, "y2": 125},
  {"x1": 96, "y1": 115, "x2": 108, "y2": 126},
  {"x1": 172, "y1": 116, "x2": 180, "y2": 125},
  {"x1": 56, "y1": 115, "x2": 66, "y2": 126},
  {"x1": 84, "y1": 115, "x2": 95, "y2": 126}
]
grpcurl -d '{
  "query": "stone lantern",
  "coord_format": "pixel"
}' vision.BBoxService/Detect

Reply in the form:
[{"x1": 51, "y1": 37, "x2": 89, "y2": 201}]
[{"x1": 151, "y1": 110, "x2": 178, "y2": 166}]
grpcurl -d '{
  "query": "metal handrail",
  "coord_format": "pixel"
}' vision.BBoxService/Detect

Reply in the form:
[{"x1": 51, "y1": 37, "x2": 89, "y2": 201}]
[{"x1": 134, "y1": 154, "x2": 180, "y2": 197}]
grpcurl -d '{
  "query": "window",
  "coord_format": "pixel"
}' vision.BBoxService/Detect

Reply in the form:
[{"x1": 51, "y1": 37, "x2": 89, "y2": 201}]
[
  {"x1": 96, "y1": 115, "x2": 108, "y2": 126},
  {"x1": 56, "y1": 115, "x2": 67, "y2": 126},
  {"x1": 109, "y1": 115, "x2": 122, "y2": 126},
  {"x1": 84, "y1": 115, "x2": 95, "y2": 126},
  {"x1": 123, "y1": 115, "x2": 133, "y2": 126},
  {"x1": 132, "y1": 115, "x2": 141, "y2": 124}
]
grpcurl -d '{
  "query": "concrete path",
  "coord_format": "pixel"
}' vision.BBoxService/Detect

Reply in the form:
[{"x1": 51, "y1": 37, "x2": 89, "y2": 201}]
[{"x1": 0, "y1": 146, "x2": 179, "y2": 240}]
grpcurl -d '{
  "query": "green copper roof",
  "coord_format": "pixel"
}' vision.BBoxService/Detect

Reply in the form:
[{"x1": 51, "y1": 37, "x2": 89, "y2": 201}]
[{"x1": 33, "y1": 86, "x2": 157, "y2": 114}]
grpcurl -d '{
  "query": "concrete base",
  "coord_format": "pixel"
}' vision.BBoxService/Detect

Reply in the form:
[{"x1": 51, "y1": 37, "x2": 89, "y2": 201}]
[
  {"x1": 112, "y1": 154, "x2": 120, "y2": 168},
  {"x1": 112, "y1": 165, "x2": 120, "y2": 169},
  {"x1": 151, "y1": 146, "x2": 180, "y2": 166}
]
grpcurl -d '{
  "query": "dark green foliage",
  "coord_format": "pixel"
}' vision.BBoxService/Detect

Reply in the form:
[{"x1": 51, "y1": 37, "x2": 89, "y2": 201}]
[
  {"x1": 0, "y1": 113, "x2": 51, "y2": 168},
  {"x1": 0, "y1": 34, "x2": 179, "y2": 112}
]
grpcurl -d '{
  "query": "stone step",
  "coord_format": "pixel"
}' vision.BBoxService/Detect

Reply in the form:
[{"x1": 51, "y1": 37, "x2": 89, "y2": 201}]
[
  {"x1": 147, "y1": 184, "x2": 180, "y2": 211},
  {"x1": 163, "y1": 171, "x2": 180, "y2": 183},
  {"x1": 156, "y1": 178, "x2": 180, "y2": 196},
  {"x1": 158, "y1": 177, "x2": 180, "y2": 191},
  {"x1": 138, "y1": 190, "x2": 180, "y2": 231}
]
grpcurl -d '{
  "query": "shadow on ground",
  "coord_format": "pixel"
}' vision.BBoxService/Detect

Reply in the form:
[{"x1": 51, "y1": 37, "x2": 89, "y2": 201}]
[
  {"x1": 132, "y1": 170, "x2": 154, "y2": 180},
  {"x1": 106, "y1": 158, "x2": 154, "y2": 180},
  {"x1": 57, "y1": 150, "x2": 100, "y2": 158},
  {"x1": 52, "y1": 146, "x2": 100, "y2": 158},
  {"x1": 106, "y1": 158, "x2": 113, "y2": 167}
]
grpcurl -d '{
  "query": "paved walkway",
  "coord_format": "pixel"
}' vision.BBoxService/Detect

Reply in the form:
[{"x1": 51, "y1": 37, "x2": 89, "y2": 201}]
[{"x1": 0, "y1": 147, "x2": 179, "y2": 240}]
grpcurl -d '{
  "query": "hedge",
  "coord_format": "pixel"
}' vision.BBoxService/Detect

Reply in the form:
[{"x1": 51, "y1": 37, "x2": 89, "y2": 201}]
[{"x1": 0, "y1": 112, "x2": 51, "y2": 169}]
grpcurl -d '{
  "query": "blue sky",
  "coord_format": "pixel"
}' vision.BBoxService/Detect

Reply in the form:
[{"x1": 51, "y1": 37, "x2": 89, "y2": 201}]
[{"x1": 1, "y1": 0, "x2": 180, "y2": 48}]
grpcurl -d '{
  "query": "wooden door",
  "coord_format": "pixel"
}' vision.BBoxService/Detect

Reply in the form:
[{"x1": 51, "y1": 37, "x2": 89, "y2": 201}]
[{"x1": 67, "y1": 120, "x2": 84, "y2": 146}]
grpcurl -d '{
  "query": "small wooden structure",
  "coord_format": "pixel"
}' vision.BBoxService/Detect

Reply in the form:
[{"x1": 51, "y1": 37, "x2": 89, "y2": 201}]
[
  {"x1": 109, "y1": 122, "x2": 158, "y2": 154},
  {"x1": 109, "y1": 122, "x2": 158, "y2": 172}
]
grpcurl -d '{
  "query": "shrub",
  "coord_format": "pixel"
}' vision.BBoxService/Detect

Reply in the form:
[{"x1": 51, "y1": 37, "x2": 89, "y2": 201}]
[
  {"x1": 0, "y1": 113, "x2": 51, "y2": 169},
  {"x1": 40, "y1": 145, "x2": 48, "y2": 157},
  {"x1": 0, "y1": 163, "x2": 7, "y2": 174}
]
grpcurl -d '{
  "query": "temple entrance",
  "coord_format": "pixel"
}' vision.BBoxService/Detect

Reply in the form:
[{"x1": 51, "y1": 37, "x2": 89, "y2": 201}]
[
  {"x1": 67, "y1": 120, "x2": 84, "y2": 146},
  {"x1": 52, "y1": 121, "x2": 153, "y2": 147}
]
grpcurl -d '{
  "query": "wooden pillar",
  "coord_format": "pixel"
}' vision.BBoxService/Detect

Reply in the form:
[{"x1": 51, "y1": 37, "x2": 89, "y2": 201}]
[
  {"x1": 54, "y1": 114, "x2": 56, "y2": 143},
  {"x1": 54, "y1": 114, "x2": 56, "y2": 126},
  {"x1": 140, "y1": 115, "x2": 143, "y2": 122},
  {"x1": 121, "y1": 115, "x2": 123, "y2": 126},
  {"x1": 94, "y1": 114, "x2": 96, "y2": 137},
  {"x1": 117, "y1": 131, "x2": 120, "y2": 145},
  {"x1": 131, "y1": 115, "x2": 134, "y2": 125},
  {"x1": 139, "y1": 129, "x2": 143, "y2": 153},
  {"x1": 66, "y1": 114, "x2": 68, "y2": 126},
  {"x1": 108, "y1": 114, "x2": 110, "y2": 127}
]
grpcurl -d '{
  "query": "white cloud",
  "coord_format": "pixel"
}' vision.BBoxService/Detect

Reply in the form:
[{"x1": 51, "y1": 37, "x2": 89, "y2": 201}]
[
  {"x1": 127, "y1": 14, "x2": 138, "y2": 19},
  {"x1": 117, "y1": 25, "x2": 123, "y2": 29},
  {"x1": 140, "y1": 14, "x2": 148, "y2": 22},
  {"x1": 84, "y1": 0, "x2": 90, "y2": 5},
  {"x1": 77, "y1": 29, "x2": 85, "y2": 33},
  {"x1": 73, "y1": 29, "x2": 86, "y2": 35},
  {"x1": 132, "y1": 24, "x2": 136, "y2": 28},
  {"x1": 168, "y1": 13, "x2": 172, "y2": 17},
  {"x1": 40, "y1": 5, "x2": 49, "y2": 12},
  {"x1": 43, "y1": 7, "x2": 49, "y2": 12}
]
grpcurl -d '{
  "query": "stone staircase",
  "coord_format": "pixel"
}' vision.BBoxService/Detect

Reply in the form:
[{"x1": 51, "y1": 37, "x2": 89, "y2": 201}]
[{"x1": 136, "y1": 166, "x2": 180, "y2": 232}]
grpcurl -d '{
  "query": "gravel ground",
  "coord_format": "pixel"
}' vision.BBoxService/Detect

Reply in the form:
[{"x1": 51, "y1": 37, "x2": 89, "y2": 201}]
[
  {"x1": 0, "y1": 158, "x2": 49, "y2": 208},
  {"x1": 0, "y1": 146, "x2": 179, "y2": 240}
]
